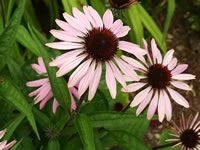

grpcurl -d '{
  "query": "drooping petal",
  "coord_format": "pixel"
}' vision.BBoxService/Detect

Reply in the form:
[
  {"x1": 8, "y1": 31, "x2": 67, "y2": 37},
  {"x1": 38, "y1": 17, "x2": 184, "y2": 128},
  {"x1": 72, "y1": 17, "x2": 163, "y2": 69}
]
[
  {"x1": 26, "y1": 78, "x2": 49, "y2": 87},
  {"x1": 105, "y1": 62, "x2": 117, "y2": 99},
  {"x1": 31, "y1": 64, "x2": 46, "y2": 74},
  {"x1": 56, "y1": 54, "x2": 87, "y2": 77},
  {"x1": 167, "y1": 58, "x2": 177, "y2": 70},
  {"x1": 171, "y1": 64, "x2": 188, "y2": 75},
  {"x1": 38, "y1": 57, "x2": 46, "y2": 72},
  {"x1": 118, "y1": 41, "x2": 146, "y2": 56},
  {"x1": 158, "y1": 90, "x2": 165, "y2": 122},
  {"x1": 88, "y1": 62, "x2": 102, "y2": 100},
  {"x1": 130, "y1": 86, "x2": 152, "y2": 107},
  {"x1": 108, "y1": 60, "x2": 126, "y2": 89},
  {"x1": 172, "y1": 74, "x2": 196, "y2": 80},
  {"x1": 52, "y1": 98, "x2": 59, "y2": 114},
  {"x1": 3, "y1": 140, "x2": 16, "y2": 150},
  {"x1": 39, "y1": 91, "x2": 53, "y2": 109},
  {"x1": 0, "y1": 129, "x2": 6, "y2": 139},
  {"x1": 136, "y1": 90, "x2": 153, "y2": 116},
  {"x1": 147, "y1": 90, "x2": 158, "y2": 120},
  {"x1": 78, "y1": 61, "x2": 96, "y2": 97},
  {"x1": 163, "y1": 49, "x2": 174, "y2": 66},
  {"x1": 171, "y1": 81, "x2": 192, "y2": 91},
  {"x1": 163, "y1": 90, "x2": 172, "y2": 121},
  {"x1": 103, "y1": 9, "x2": 113, "y2": 29},
  {"x1": 121, "y1": 82, "x2": 146, "y2": 92},
  {"x1": 68, "y1": 58, "x2": 92, "y2": 87},
  {"x1": 167, "y1": 87, "x2": 189, "y2": 108}
]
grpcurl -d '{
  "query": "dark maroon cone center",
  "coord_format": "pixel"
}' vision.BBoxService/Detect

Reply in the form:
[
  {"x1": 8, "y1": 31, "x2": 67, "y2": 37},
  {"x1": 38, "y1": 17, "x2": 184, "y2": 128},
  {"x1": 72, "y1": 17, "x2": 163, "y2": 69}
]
[
  {"x1": 147, "y1": 64, "x2": 171, "y2": 89},
  {"x1": 84, "y1": 28, "x2": 118, "y2": 62},
  {"x1": 180, "y1": 129, "x2": 199, "y2": 148}
]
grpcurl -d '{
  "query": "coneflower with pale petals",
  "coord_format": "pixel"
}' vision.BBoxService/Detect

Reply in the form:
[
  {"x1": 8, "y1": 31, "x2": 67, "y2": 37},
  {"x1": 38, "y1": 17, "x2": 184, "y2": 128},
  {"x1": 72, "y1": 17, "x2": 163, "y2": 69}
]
[
  {"x1": 0, "y1": 129, "x2": 16, "y2": 150},
  {"x1": 26, "y1": 57, "x2": 79, "y2": 113},
  {"x1": 166, "y1": 113, "x2": 200, "y2": 150},
  {"x1": 122, "y1": 38, "x2": 195, "y2": 122},
  {"x1": 46, "y1": 6, "x2": 146, "y2": 100}
]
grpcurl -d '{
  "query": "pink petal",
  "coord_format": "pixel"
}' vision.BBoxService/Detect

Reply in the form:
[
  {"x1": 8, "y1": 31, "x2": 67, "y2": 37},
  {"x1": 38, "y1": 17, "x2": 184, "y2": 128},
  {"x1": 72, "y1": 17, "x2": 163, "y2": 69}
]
[
  {"x1": 88, "y1": 62, "x2": 102, "y2": 100},
  {"x1": 83, "y1": 6, "x2": 97, "y2": 28},
  {"x1": 70, "y1": 87, "x2": 80, "y2": 100},
  {"x1": 105, "y1": 62, "x2": 117, "y2": 99},
  {"x1": 3, "y1": 140, "x2": 16, "y2": 150},
  {"x1": 49, "y1": 30, "x2": 84, "y2": 43},
  {"x1": 46, "y1": 42, "x2": 83, "y2": 50},
  {"x1": 110, "y1": 19, "x2": 123, "y2": 35},
  {"x1": 171, "y1": 81, "x2": 192, "y2": 91},
  {"x1": 130, "y1": 86, "x2": 152, "y2": 107},
  {"x1": 121, "y1": 55, "x2": 147, "y2": 71},
  {"x1": 163, "y1": 90, "x2": 172, "y2": 121},
  {"x1": 55, "y1": 19, "x2": 84, "y2": 37},
  {"x1": 171, "y1": 64, "x2": 188, "y2": 75},
  {"x1": 26, "y1": 78, "x2": 49, "y2": 87},
  {"x1": 52, "y1": 98, "x2": 59, "y2": 114},
  {"x1": 156, "y1": 47, "x2": 162, "y2": 64},
  {"x1": 136, "y1": 90, "x2": 153, "y2": 116},
  {"x1": 116, "y1": 26, "x2": 131, "y2": 38},
  {"x1": 31, "y1": 64, "x2": 45, "y2": 74},
  {"x1": 68, "y1": 58, "x2": 92, "y2": 87},
  {"x1": 38, "y1": 57, "x2": 46, "y2": 72},
  {"x1": 70, "y1": 92, "x2": 76, "y2": 111},
  {"x1": 151, "y1": 39, "x2": 158, "y2": 64},
  {"x1": 167, "y1": 58, "x2": 177, "y2": 70},
  {"x1": 108, "y1": 61, "x2": 126, "y2": 89},
  {"x1": 103, "y1": 9, "x2": 113, "y2": 29},
  {"x1": 0, "y1": 129, "x2": 6, "y2": 139},
  {"x1": 190, "y1": 112, "x2": 199, "y2": 129},
  {"x1": 56, "y1": 54, "x2": 87, "y2": 77},
  {"x1": 114, "y1": 57, "x2": 139, "y2": 81},
  {"x1": 147, "y1": 90, "x2": 158, "y2": 120},
  {"x1": 158, "y1": 90, "x2": 165, "y2": 122},
  {"x1": 121, "y1": 82, "x2": 146, "y2": 92},
  {"x1": 163, "y1": 49, "x2": 174, "y2": 66},
  {"x1": 88, "y1": 6, "x2": 103, "y2": 28},
  {"x1": 172, "y1": 74, "x2": 196, "y2": 80},
  {"x1": 39, "y1": 91, "x2": 53, "y2": 109},
  {"x1": 49, "y1": 49, "x2": 84, "y2": 67},
  {"x1": 118, "y1": 41, "x2": 146, "y2": 56},
  {"x1": 72, "y1": 7, "x2": 92, "y2": 31},
  {"x1": 63, "y1": 12, "x2": 88, "y2": 34},
  {"x1": 28, "y1": 86, "x2": 42, "y2": 97},
  {"x1": 0, "y1": 140, "x2": 7, "y2": 148},
  {"x1": 142, "y1": 38, "x2": 152, "y2": 65},
  {"x1": 167, "y1": 87, "x2": 189, "y2": 108},
  {"x1": 78, "y1": 61, "x2": 96, "y2": 97},
  {"x1": 34, "y1": 83, "x2": 51, "y2": 104}
]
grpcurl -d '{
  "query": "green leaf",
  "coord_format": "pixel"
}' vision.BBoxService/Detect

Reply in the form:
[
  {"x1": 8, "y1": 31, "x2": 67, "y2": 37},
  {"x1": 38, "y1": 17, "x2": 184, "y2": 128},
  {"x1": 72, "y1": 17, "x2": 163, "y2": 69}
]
[
  {"x1": 6, "y1": 0, "x2": 15, "y2": 23},
  {"x1": 110, "y1": 130, "x2": 150, "y2": 150},
  {"x1": 74, "y1": 114, "x2": 95, "y2": 150},
  {"x1": 0, "y1": 0, "x2": 26, "y2": 71},
  {"x1": 127, "y1": 5, "x2": 144, "y2": 47},
  {"x1": 162, "y1": 0, "x2": 176, "y2": 43},
  {"x1": 33, "y1": 108, "x2": 52, "y2": 129},
  {"x1": 28, "y1": 25, "x2": 71, "y2": 112},
  {"x1": 0, "y1": 77, "x2": 40, "y2": 139},
  {"x1": 47, "y1": 139, "x2": 60, "y2": 150},
  {"x1": 89, "y1": 0, "x2": 105, "y2": 16},
  {"x1": 62, "y1": 0, "x2": 72, "y2": 15},
  {"x1": 159, "y1": 129, "x2": 180, "y2": 150},
  {"x1": 2, "y1": 114, "x2": 25, "y2": 140},
  {"x1": 138, "y1": 4, "x2": 167, "y2": 53},
  {"x1": 94, "y1": 129, "x2": 104, "y2": 150},
  {"x1": 16, "y1": 25, "x2": 40, "y2": 56},
  {"x1": 88, "y1": 111, "x2": 149, "y2": 139}
]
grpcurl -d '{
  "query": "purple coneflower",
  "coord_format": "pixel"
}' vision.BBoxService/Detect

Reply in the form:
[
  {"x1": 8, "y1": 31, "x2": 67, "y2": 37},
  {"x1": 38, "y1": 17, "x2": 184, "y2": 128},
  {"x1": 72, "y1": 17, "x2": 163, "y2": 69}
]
[
  {"x1": 0, "y1": 129, "x2": 16, "y2": 150},
  {"x1": 122, "y1": 38, "x2": 195, "y2": 122},
  {"x1": 26, "y1": 57, "x2": 79, "y2": 113},
  {"x1": 46, "y1": 6, "x2": 146, "y2": 100},
  {"x1": 166, "y1": 113, "x2": 200, "y2": 150}
]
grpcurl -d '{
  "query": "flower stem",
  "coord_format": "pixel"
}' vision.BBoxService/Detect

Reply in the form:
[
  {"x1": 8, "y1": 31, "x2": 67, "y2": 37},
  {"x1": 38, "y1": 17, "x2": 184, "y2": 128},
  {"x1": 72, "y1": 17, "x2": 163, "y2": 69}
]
[
  {"x1": 121, "y1": 99, "x2": 132, "y2": 112},
  {"x1": 152, "y1": 142, "x2": 176, "y2": 150},
  {"x1": 62, "y1": 92, "x2": 86, "y2": 131}
]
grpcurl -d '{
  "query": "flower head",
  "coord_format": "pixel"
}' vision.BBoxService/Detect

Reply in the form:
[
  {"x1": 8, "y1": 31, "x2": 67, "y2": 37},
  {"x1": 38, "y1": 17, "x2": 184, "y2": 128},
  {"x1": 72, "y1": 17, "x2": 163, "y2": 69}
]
[
  {"x1": 46, "y1": 6, "x2": 146, "y2": 100},
  {"x1": 0, "y1": 129, "x2": 16, "y2": 150},
  {"x1": 122, "y1": 38, "x2": 195, "y2": 122},
  {"x1": 26, "y1": 57, "x2": 79, "y2": 113},
  {"x1": 166, "y1": 113, "x2": 200, "y2": 149}
]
